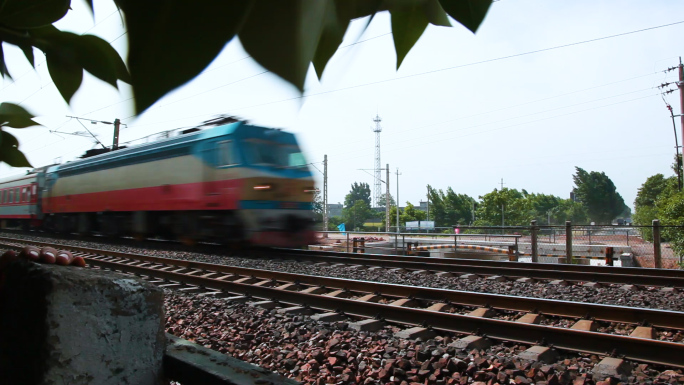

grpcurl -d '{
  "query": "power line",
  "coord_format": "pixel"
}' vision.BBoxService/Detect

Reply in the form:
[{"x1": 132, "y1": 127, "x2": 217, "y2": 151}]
[{"x1": 125, "y1": 19, "x2": 684, "y2": 128}]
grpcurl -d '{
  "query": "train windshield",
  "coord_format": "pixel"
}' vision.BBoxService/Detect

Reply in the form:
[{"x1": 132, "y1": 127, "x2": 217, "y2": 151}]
[{"x1": 243, "y1": 139, "x2": 308, "y2": 169}]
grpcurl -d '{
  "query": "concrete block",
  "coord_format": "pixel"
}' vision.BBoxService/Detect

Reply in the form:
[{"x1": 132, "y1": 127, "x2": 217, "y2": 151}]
[
  {"x1": 459, "y1": 274, "x2": 480, "y2": 280},
  {"x1": 547, "y1": 279, "x2": 568, "y2": 286},
  {"x1": 661, "y1": 287, "x2": 679, "y2": 293},
  {"x1": 300, "y1": 286, "x2": 327, "y2": 294},
  {"x1": 435, "y1": 271, "x2": 454, "y2": 277},
  {"x1": 165, "y1": 334, "x2": 298, "y2": 385},
  {"x1": 517, "y1": 346, "x2": 559, "y2": 364},
  {"x1": 348, "y1": 319, "x2": 384, "y2": 332},
  {"x1": 394, "y1": 327, "x2": 437, "y2": 340},
  {"x1": 450, "y1": 335, "x2": 492, "y2": 351},
  {"x1": 486, "y1": 275, "x2": 508, "y2": 282},
  {"x1": 411, "y1": 270, "x2": 431, "y2": 275},
  {"x1": 233, "y1": 277, "x2": 259, "y2": 284},
  {"x1": 357, "y1": 294, "x2": 383, "y2": 302},
  {"x1": 630, "y1": 326, "x2": 655, "y2": 339},
  {"x1": 324, "y1": 289, "x2": 352, "y2": 298},
  {"x1": 0, "y1": 260, "x2": 165, "y2": 385},
  {"x1": 516, "y1": 313, "x2": 542, "y2": 324},
  {"x1": 310, "y1": 312, "x2": 347, "y2": 322},
  {"x1": 516, "y1": 277, "x2": 536, "y2": 284},
  {"x1": 389, "y1": 298, "x2": 418, "y2": 307},
  {"x1": 592, "y1": 357, "x2": 632, "y2": 380},
  {"x1": 249, "y1": 300, "x2": 278, "y2": 309},
  {"x1": 427, "y1": 302, "x2": 454, "y2": 312},
  {"x1": 583, "y1": 282, "x2": 602, "y2": 288},
  {"x1": 224, "y1": 295, "x2": 250, "y2": 303},
  {"x1": 276, "y1": 283, "x2": 299, "y2": 291},
  {"x1": 620, "y1": 284, "x2": 640, "y2": 291},
  {"x1": 467, "y1": 307, "x2": 496, "y2": 318},
  {"x1": 277, "y1": 306, "x2": 313, "y2": 315},
  {"x1": 254, "y1": 279, "x2": 277, "y2": 287},
  {"x1": 571, "y1": 320, "x2": 598, "y2": 331}
]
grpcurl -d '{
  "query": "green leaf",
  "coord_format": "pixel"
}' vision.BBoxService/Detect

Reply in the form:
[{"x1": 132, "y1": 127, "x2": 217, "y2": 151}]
[
  {"x1": 74, "y1": 35, "x2": 131, "y2": 85},
  {"x1": 0, "y1": 44, "x2": 12, "y2": 79},
  {"x1": 83, "y1": 0, "x2": 94, "y2": 13},
  {"x1": 239, "y1": 0, "x2": 329, "y2": 92},
  {"x1": 116, "y1": 0, "x2": 253, "y2": 114},
  {"x1": 46, "y1": 50, "x2": 83, "y2": 103},
  {"x1": 312, "y1": 3, "x2": 349, "y2": 79},
  {"x1": 0, "y1": 131, "x2": 32, "y2": 167},
  {"x1": 389, "y1": 3, "x2": 429, "y2": 69},
  {"x1": 0, "y1": 0, "x2": 70, "y2": 29},
  {"x1": 424, "y1": 0, "x2": 451, "y2": 27},
  {"x1": 19, "y1": 43, "x2": 35, "y2": 67},
  {"x1": 312, "y1": 0, "x2": 384, "y2": 79},
  {"x1": 0, "y1": 103, "x2": 40, "y2": 128},
  {"x1": 31, "y1": 27, "x2": 130, "y2": 87},
  {"x1": 438, "y1": 0, "x2": 492, "y2": 33}
]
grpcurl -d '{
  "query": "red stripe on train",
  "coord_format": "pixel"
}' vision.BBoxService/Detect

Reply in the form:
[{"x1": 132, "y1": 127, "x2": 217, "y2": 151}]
[{"x1": 43, "y1": 180, "x2": 243, "y2": 213}]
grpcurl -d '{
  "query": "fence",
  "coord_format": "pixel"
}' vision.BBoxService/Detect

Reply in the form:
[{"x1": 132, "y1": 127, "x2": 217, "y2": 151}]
[{"x1": 316, "y1": 220, "x2": 684, "y2": 269}]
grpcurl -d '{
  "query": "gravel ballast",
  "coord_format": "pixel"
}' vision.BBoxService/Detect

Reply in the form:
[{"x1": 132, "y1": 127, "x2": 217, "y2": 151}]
[{"x1": 2, "y1": 232, "x2": 684, "y2": 383}]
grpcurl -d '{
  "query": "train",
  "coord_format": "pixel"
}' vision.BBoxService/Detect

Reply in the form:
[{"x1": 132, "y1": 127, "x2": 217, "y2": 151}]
[{"x1": 0, "y1": 119, "x2": 317, "y2": 248}]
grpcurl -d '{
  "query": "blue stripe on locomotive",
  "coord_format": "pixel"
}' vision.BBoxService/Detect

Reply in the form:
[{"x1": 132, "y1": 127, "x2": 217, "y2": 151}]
[{"x1": 47, "y1": 122, "x2": 312, "y2": 180}]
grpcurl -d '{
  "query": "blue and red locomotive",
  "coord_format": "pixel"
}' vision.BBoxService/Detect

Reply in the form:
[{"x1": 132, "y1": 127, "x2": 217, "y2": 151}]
[{"x1": 0, "y1": 120, "x2": 317, "y2": 247}]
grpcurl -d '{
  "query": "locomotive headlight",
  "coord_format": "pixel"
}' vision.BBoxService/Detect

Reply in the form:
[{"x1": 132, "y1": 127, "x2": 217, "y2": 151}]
[
  {"x1": 253, "y1": 184, "x2": 273, "y2": 191},
  {"x1": 303, "y1": 187, "x2": 317, "y2": 194}
]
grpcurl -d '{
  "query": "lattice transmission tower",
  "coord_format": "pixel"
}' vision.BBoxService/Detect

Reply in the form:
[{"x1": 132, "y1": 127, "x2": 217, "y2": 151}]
[{"x1": 372, "y1": 114, "x2": 383, "y2": 207}]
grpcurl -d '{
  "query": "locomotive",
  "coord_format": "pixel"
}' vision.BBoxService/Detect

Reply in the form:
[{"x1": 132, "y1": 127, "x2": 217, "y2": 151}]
[{"x1": 0, "y1": 120, "x2": 317, "y2": 248}]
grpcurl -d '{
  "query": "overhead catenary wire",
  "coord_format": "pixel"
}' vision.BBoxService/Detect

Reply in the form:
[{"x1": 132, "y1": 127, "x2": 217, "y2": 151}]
[{"x1": 120, "y1": 19, "x2": 684, "y2": 126}]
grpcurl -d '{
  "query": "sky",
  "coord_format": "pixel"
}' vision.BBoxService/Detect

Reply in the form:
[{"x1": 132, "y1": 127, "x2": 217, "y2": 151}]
[{"x1": 1, "y1": 0, "x2": 683, "y2": 213}]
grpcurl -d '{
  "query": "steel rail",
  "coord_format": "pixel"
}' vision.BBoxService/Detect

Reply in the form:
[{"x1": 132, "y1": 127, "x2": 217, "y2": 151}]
[
  {"x1": 1, "y1": 239, "x2": 682, "y2": 330},
  {"x1": 264, "y1": 248, "x2": 684, "y2": 287},
  {"x1": 84, "y1": 257, "x2": 684, "y2": 368},
  {"x1": 273, "y1": 248, "x2": 684, "y2": 278}
]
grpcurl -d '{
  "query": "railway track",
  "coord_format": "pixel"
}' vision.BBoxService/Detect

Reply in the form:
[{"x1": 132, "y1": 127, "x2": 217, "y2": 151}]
[
  {"x1": 2, "y1": 237, "x2": 684, "y2": 368},
  {"x1": 260, "y1": 248, "x2": 684, "y2": 288}
]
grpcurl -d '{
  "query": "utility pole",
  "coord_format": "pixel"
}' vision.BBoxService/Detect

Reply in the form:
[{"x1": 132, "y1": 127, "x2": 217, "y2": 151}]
[
  {"x1": 426, "y1": 186, "x2": 430, "y2": 222},
  {"x1": 112, "y1": 118, "x2": 121, "y2": 150},
  {"x1": 386, "y1": 164, "x2": 390, "y2": 232},
  {"x1": 679, "y1": 57, "x2": 684, "y2": 152},
  {"x1": 396, "y1": 168, "x2": 401, "y2": 234},
  {"x1": 323, "y1": 155, "x2": 328, "y2": 232}
]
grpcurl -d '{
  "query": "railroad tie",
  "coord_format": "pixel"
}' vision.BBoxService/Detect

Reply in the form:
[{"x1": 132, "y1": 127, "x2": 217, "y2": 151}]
[
  {"x1": 517, "y1": 346, "x2": 559, "y2": 364},
  {"x1": 516, "y1": 313, "x2": 542, "y2": 324},
  {"x1": 449, "y1": 335, "x2": 492, "y2": 351}
]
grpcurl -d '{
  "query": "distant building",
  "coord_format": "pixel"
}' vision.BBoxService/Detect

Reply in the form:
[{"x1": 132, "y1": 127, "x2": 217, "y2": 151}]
[
  {"x1": 418, "y1": 201, "x2": 428, "y2": 212},
  {"x1": 326, "y1": 203, "x2": 343, "y2": 217}
]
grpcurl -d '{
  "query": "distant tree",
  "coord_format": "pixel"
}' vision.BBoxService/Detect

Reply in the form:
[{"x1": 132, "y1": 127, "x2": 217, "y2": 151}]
[
  {"x1": 555, "y1": 199, "x2": 590, "y2": 224},
  {"x1": 402, "y1": 202, "x2": 427, "y2": 223},
  {"x1": 377, "y1": 193, "x2": 396, "y2": 208},
  {"x1": 523, "y1": 192, "x2": 560, "y2": 225},
  {"x1": 572, "y1": 167, "x2": 627, "y2": 224},
  {"x1": 427, "y1": 185, "x2": 474, "y2": 227},
  {"x1": 657, "y1": 190, "x2": 684, "y2": 258},
  {"x1": 312, "y1": 188, "x2": 324, "y2": 223},
  {"x1": 328, "y1": 216, "x2": 344, "y2": 231},
  {"x1": 474, "y1": 188, "x2": 533, "y2": 227},
  {"x1": 633, "y1": 173, "x2": 678, "y2": 241},
  {"x1": 342, "y1": 199, "x2": 372, "y2": 231},
  {"x1": 344, "y1": 182, "x2": 371, "y2": 209}
]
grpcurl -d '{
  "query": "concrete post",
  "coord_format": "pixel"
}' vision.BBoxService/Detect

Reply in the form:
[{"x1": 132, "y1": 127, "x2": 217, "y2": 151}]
[
  {"x1": 530, "y1": 220, "x2": 538, "y2": 263},
  {"x1": 565, "y1": 221, "x2": 573, "y2": 264},
  {"x1": 653, "y1": 219, "x2": 662, "y2": 269},
  {"x1": 0, "y1": 260, "x2": 165, "y2": 384}
]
